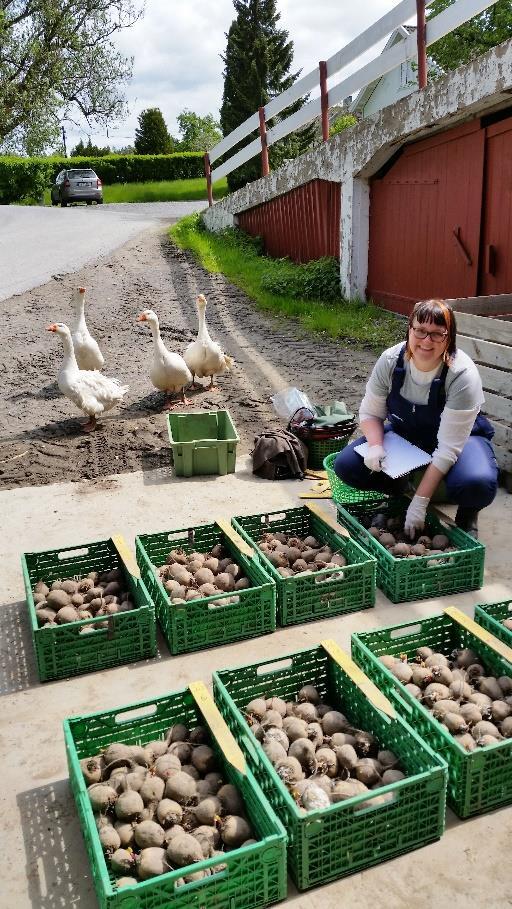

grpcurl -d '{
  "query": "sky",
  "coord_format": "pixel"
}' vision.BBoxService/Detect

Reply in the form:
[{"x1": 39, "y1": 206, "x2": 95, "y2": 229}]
[{"x1": 65, "y1": 0, "x2": 401, "y2": 151}]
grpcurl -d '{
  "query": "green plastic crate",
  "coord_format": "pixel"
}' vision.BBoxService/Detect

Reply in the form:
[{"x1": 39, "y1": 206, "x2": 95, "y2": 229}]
[
  {"x1": 304, "y1": 435, "x2": 352, "y2": 471},
  {"x1": 351, "y1": 612, "x2": 512, "y2": 818},
  {"x1": 474, "y1": 600, "x2": 512, "y2": 647},
  {"x1": 167, "y1": 409, "x2": 239, "y2": 476},
  {"x1": 22, "y1": 538, "x2": 156, "y2": 682},
  {"x1": 136, "y1": 521, "x2": 275, "y2": 654},
  {"x1": 64, "y1": 686, "x2": 287, "y2": 909},
  {"x1": 323, "y1": 452, "x2": 389, "y2": 508},
  {"x1": 232, "y1": 506, "x2": 376, "y2": 627},
  {"x1": 335, "y1": 496, "x2": 485, "y2": 603},
  {"x1": 213, "y1": 644, "x2": 447, "y2": 891}
]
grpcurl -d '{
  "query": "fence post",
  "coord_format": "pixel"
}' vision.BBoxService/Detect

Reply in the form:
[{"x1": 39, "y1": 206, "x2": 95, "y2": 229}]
[
  {"x1": 319, "y1": 61, "x2": 329, "y2": 141},
  {"x1": 203, "y1": 152, "x2": 213, "y2": 207},
  {"x1": 258, "y1": 107, "x2": 270, "y2": 177},
  {"x1": 416, "y1": 0, "x2": 427, "y2": 89}
]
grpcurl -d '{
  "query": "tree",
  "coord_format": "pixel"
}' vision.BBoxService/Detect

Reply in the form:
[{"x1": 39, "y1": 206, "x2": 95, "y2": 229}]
[
  {"x1": 0, "y1": 1, "x2": 142, "y2": 156},
  {"x1": 428, "y1": 0, "x2": 512, "y2": 71},
  {"x1": 175, "y1": 110, "x2": 222, "y2": 151},
  {"x1": 134, "y1": 108, "x2": 173, "y2": 155},
  {"x1": 71, "y1": 139, "x2": 112, "y2": 157},
  {"x1": 220, "y1": 0, "x2": 315, "y2": 191}
]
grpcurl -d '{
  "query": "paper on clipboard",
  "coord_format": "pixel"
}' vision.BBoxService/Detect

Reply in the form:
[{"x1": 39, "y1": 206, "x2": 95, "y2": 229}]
[{"x1": 354, "y1": 431, "x2": 432, "y2": 479}]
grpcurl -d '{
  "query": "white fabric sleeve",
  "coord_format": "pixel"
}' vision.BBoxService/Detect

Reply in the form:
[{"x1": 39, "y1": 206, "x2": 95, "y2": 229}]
[
  {"x1": 359, "y1": 389, "x2": 387, "y2": 423},
  {"x1": 431, "y1": 405, "x2": 481, "y2": 473}
]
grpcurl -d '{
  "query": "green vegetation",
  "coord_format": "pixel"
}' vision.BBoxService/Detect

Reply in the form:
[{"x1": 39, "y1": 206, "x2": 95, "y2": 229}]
[
  {"x1": 170, "y1": 214, "x2": 404, "y2": 349},
  {"x1": 135, "y1": 108, "x2": 173, "y2": 155},
  {"x1": 428, "y1": 0, "x2": 512, "y2": 72},
  {"x1": 40, "y1": 177, "x2": 228, "y2": 206}
]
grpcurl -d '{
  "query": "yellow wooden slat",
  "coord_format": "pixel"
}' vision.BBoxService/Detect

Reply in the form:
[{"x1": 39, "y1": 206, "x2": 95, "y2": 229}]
[
  {"x1": 304, "y1": 501, "x2": 350, "y2": 537},
  {"x1": 111, "y1": 534, "x2": 140, "y2": 578},
  {"x1": 444, "y1": 607, "x2": 512, "y2": 664},
  {"x1": 189, "y1": 681, "x2": 246, "y2": 775},
  {"x1": 321, "y1": 639, "x2": 396, "y2": 719},
  {"x1": 216, "y1": 519, "x2": 255, "y2": 558}
]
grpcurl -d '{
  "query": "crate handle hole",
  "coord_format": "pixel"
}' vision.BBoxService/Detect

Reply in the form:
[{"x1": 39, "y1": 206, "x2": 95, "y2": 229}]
[
  {"x1": 57, "y1": 547, "x2": 89, "y2": 560},
  {"x1": 353, "y1": 790, "x2": 397, "y2": 814},
  {"x1": 508, "y1": 603, "x2": 512, "y2": 613},
  {"x1": 114, "y1": 703, "x2": 157, "y2": 724},
  {"x1": 256, "y1": 658, "x2": 293, "y2": 676},
  {"x1": 390, "y1": 623, "x2": 422, "y2": 638},
  {"x1": 260, "y1": 512, "x2": 286, "y2": 524}
]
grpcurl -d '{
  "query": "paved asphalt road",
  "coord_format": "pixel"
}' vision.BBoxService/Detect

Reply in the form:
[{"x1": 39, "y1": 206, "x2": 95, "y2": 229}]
[{"x1": 0, "y1": 201, "x2": 206, "y2": 302}]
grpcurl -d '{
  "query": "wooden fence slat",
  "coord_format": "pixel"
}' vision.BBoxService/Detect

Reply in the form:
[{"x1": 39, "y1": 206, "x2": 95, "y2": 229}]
[
  {"x1": 477, "y1": 364, "x2": 512, "y2": 397},
  {"x1": 457, "y1": 314, "x2": 512, "y2": 346},
  {"x1": 482, "y1": 391, "x2": 512, "y2": 424},
  {"x1": 450, "y1": 294, "x2": 512, "y2": 315},
  {"x1": 456, "y1": 336, "x2": 512, "y2": 372}
]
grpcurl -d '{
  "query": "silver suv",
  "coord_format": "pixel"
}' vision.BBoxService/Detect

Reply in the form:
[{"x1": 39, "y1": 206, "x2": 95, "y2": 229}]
[{"x1": 51, "y1": 168, "x2": 103, "y2": 207}]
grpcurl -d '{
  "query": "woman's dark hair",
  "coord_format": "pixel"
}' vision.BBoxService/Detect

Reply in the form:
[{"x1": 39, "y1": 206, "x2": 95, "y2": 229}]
[{"x1": 405, "y1": 299, "x2": 457, "y2": 364}]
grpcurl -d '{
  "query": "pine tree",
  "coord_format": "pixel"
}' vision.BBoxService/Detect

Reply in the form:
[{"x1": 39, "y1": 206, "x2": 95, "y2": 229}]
[
  {"x1": 134, "y1": 108, "x2": 173, "y2": 155},
  {"x1": 220, "y1": 0, "x2": 315, "y2": 191}
]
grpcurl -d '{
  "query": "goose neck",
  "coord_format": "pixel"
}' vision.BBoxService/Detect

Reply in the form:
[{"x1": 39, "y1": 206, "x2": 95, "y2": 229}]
[{"x1": 61, "y1": 331, "x2": 79, "y2": 370}]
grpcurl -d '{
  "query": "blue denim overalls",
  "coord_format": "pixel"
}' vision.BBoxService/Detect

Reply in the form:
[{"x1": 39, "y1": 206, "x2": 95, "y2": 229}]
[{"x1": 334, "y1": 345, "x2": 498, "y2": 508}]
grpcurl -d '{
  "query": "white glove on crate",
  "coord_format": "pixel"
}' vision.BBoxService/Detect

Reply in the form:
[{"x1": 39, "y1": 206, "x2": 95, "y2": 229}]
[
  {"x1": 404, "y1": 495, "x2": 430, "y2": 539},
  {"x1": 363, "y1": 444, "x2": 386, "y2": 473}
]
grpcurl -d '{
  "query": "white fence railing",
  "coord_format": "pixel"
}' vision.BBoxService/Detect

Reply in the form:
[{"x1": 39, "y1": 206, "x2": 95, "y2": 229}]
[{"x1": 205, "y1": 0, "x2": 496, "y2": 200}]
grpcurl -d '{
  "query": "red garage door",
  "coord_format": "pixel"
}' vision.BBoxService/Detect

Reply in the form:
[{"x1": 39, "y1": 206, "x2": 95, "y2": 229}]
[
  {"x1": 479, "y1": 117, "x2": 512, "y2": 296},
  {"x1": 368, "y1": 121, "x2": 485, "y2": 314}
]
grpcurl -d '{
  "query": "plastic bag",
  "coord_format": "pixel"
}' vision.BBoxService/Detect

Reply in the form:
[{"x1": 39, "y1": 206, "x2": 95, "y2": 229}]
[{"x1": 271, "y1": 387, "x2": 314, "y2": 420}]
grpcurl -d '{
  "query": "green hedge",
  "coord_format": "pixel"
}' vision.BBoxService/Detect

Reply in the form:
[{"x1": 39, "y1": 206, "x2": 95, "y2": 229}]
[{"x1": 0, "y1": 153, "x2": 205, "y2": 203}]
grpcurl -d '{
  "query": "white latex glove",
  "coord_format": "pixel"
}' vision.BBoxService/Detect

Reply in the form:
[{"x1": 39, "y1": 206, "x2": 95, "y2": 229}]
[
  {"x1": 404, "y1": 495, "x2": 430, "y2": 539},
  {"x1": 363, "y1": 444, "x2": 386, "y2": 472}
]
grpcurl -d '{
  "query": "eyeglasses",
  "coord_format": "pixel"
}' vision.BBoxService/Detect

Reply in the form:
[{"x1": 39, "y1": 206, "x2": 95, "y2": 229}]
[{"x1": 410, "y1": 325, "x2": 448, "y2": 343}]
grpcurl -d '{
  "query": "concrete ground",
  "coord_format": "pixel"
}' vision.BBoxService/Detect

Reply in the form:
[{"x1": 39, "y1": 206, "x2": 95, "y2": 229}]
[{"x1": 1, "y1": 457, "x2": 511, "y2": 909}]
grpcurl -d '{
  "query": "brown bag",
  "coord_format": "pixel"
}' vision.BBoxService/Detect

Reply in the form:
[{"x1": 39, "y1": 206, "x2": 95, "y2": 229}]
[{"x1": 252, "y1": 429, "x2": 308, "y2": 480}]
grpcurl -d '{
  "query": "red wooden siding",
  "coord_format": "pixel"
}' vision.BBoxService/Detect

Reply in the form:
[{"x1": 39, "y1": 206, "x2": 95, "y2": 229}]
[
  {"x1": 367, "y1": 121, "x2": 485, "y2": 315},
  {"x1": 479, "y1": 118, "x2": 512, "y2": 296},
  {"x1": 238, "y1": 179, "x2": 340, "y2": 262}
]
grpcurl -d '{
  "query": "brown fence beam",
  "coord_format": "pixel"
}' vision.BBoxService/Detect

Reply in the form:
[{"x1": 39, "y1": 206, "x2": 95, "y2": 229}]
[
  {"x1": 319, "y1": 61, "x2": 329, "y2": 141},
  {"x1": 258, "y1": 106, "x2": 270, "y2": 177},
  {"x1": 416, "y1": 0, "x2": 427, "y2": 89},
  {"x1": 204, "y1": 152, "x2": 213, "y2": 207}
]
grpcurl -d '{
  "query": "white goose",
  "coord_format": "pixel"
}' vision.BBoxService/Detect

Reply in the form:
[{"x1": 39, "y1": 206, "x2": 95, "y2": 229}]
[
  {"x1": 136, "y1": 309, "x2": 192, "y2": 408},
  {"x1": 70, "y1": 287, "x2": 105, "y2": 371},
  {"x1": 183, "y1": 293, "x2": 234, "y2": 390},
  {"x1": 47, "y1": 323, "x2": 128, "y2": 432}
]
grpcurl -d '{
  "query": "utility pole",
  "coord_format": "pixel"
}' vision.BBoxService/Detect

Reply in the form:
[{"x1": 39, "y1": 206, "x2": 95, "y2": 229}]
[{"x1": 61, "y1": 124, "x2": 68, "y2": 157}]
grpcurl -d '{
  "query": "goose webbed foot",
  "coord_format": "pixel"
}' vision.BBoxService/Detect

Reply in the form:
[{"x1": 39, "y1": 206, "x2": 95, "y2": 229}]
[
  {"x1": 82, "y1": 416, "x2": 97, "y2": 432},
  {"x1": 207, "y1": 377, "x2": 219, "y2": 391}
]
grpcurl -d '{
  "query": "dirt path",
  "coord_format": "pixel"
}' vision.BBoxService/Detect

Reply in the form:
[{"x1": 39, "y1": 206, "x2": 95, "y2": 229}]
[{"x1": 0, "y1": 227, "x2": 378, "y2": 488}]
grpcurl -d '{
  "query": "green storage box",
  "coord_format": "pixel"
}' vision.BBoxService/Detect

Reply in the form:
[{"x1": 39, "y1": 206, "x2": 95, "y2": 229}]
[
  {"x1": 22, "y1": 537, "x2": 156, "y2": 682},
  {"x1": 213, "y1": 643, "x2": 447, "y2": 891},
  {"x1": 336, "y1": 496, "x2": 484, "y2": 603},
  {"x1": 64, "y1": 684, "x2": 287, "y2": 909},
  {"x1": 167, "y1": 409, "x2": 239, "y2": 476},
  {"x1": 323, "y1": 452, "x2": 389, "y2": 508},
  {"x1": 136, "y1": 520, "x2": 275, "y2": 654},
  {"x1": 351, "y1": 609, "x2": 512, "y2": 818},
  {"x1": 232, "y1": 505, "x2": 376, "y2": 627},
  {"x1": 475, "y1": 600, "x2": 512, "y2": 647}
]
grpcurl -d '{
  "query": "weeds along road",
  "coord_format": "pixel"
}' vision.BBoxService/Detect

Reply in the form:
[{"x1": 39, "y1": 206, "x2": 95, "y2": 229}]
[{"x1": 0, "y1": 202, "x2": 205, "y2": 302}]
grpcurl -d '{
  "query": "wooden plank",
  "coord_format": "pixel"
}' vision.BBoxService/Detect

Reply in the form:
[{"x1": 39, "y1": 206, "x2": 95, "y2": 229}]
[
  {"x1": 457, "y1": 313, "x2": 512, "y2": 346},
  {"x1": 211, "y1": 135, "x2": 262, "y2": 183},
  {"x1": 482, "y1": 391, "x2": 512, "y2": 425},
  {"x1": 444, "y1": 607, "x2": 512, "y2": 664},
  {"x1": 450, "y1": 294, "x2": 512, "y2": 315},
  {"x1": 209, "y1": 112, "x2": 260, "y2": 165},
  {"x1": 493, "y1": 421, "x2": 512, "y2": 451},
  {"x1": 321, "y1": 639, "x2": 396, "y2": 719},
  {"x1": 189, "y1": 682, "x2": 246, "y2": 775},
  {"x1": 478, "y1": 364, "x2": 512, "y2": 397},
  {"x1": 456, "y1": 335, "x2": 512, "y2": 372}
]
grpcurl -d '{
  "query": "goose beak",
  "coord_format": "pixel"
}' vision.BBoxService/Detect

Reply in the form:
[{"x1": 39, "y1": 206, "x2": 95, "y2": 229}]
[
  {"x1": 78, "y1": 287, "x2": 86, "y2": 294},
  {"x1": 47, "y1": 324, "x2": 57, "y2": 332},
  {"x1": 136, "y1": 313, "x2": 147, "y2": 322}
]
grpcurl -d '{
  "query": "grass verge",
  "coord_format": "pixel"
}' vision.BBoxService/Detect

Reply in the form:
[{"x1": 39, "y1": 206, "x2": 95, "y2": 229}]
[
  {"x1": 41, "y1": 177, "x2": 228, "y2": 206},
  {"x1": 170, "y1": 214, "x2": 405, "y2": 350}
]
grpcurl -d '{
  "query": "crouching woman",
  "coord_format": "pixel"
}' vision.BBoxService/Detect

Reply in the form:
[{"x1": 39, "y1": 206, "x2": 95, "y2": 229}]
[{"x1": 334, "y1": 299, "x2": 498, "y2": 538}]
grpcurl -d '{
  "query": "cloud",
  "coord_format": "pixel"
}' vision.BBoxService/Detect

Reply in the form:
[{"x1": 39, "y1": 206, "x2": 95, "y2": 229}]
[{"x1": 66, "y1": 0, "x2": 398, "y2": 149}]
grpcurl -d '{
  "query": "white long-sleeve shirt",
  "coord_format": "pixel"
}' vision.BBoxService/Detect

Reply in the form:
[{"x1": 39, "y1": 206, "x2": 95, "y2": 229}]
[{"x1": 359, "y1": 345, "x2": 485, "y2": 474}]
